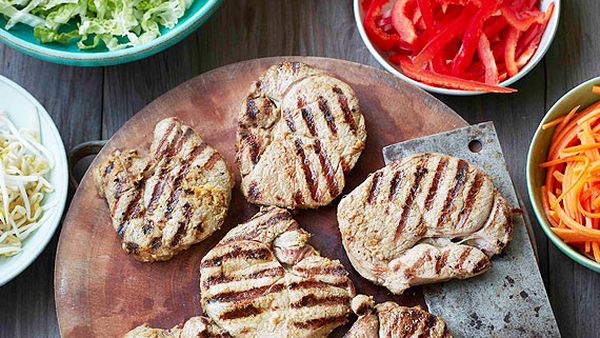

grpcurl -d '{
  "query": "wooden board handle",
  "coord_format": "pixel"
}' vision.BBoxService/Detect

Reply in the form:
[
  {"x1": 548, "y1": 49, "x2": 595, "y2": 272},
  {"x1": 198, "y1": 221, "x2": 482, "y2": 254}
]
[{"x1": 68, "y1": 140, "x2": 106, "y2": 189}]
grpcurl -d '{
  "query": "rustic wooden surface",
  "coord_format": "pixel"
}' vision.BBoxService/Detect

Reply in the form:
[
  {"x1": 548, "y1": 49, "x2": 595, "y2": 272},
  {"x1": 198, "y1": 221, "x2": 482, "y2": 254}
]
[
  {"x1": 54, "y1": 57, "x2": 466, "y2": 338},
  {"x1": 0, "y1": 0, "x2": 598, "y2": 337}
]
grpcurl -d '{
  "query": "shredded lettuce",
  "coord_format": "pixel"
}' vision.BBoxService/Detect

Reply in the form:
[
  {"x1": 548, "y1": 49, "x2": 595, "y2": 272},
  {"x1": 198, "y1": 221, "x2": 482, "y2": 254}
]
[
  {"x1": 0, "y1": 0, "x2": 193, "y2": 50},
  {"x1": 0, "y1": 113, "x2": 54, "y2": 257}
]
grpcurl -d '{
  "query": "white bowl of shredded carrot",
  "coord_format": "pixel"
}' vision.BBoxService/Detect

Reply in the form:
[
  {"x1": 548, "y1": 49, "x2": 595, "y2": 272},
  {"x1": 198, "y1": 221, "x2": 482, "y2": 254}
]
[{"x1": 528, "y1": 78, "x2": 600, "y2": 272}]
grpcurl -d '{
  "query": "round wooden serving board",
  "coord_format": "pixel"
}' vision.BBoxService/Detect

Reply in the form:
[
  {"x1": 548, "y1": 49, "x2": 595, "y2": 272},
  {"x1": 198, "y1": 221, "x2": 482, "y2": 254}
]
[{"x1": 55, "y1": 57, "x2": 467, "y2": 337}]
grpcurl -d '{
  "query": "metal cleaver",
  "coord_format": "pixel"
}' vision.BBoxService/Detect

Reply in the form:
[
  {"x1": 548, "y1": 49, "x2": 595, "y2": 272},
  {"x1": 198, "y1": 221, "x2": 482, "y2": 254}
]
[{"x1": 382, "y1": 122, "x2": 560, "y2": 338}]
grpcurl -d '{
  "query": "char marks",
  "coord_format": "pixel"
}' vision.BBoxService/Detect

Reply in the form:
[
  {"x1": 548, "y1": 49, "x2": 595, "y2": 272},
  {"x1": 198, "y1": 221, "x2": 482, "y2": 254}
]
[
  {"x1": 424, "y1": 157, "x2": 448, "y2": 210},
  {"x1": 318, "y1": 96, "x2": 338, "y2": 136},
  {"x1": 437, "y1": 159, "x2": 469, "y2": 228},
  {"x1": 333, "y1": 87, "x2": 358, "y2": 134},
  {"x1": 395, "y1": 160, "x2": 428, "y2": 241},
  {"x1": 314, "y1": 140, "x2": 339, "y2": 198},
  {"x1": 284, "y1": 108, "x2": 297, "y2": 132},
  {"x1": 388, "y1": 170, "x2": 405, "y2": 201},
  {"x1": 367, "y1": 172, "x2": 383, "y2": 204},
  {"x1": 201, "y1": 247, "x2": 273, "y2": 269},
  {"x1": 206, "y1": 283, "x2": 285, "y2": 304},
  {"x1": 456, "y1": 172, "x2": 484, "y2": 228},
  {"x1": 301, "y1": 107, "x2": 318, "y2": 136},
  {"x1": 294, "y1": 139, "x2": 319, "y2": 202},
  {"x1": 290, "y1": 294, "x2": 351, "y2": 308},
  {"x1": 292, "y1": 314, "x2": 348, "y2": 329}
]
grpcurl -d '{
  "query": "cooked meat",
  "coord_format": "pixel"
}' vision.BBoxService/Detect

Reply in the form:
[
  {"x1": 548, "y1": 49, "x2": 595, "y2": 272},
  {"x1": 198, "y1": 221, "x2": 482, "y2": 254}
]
[
  {"x1": 199, "y1": 206, "x2": 356, "y2": 337},
  {"x1": 95, "y1": 118, "x2": 235, "y2": 262},
  {"x1": 236, "y1": 62, "x2": 367, "y2": 209},
  {"x1": 338, "y1": 153, "x2": 513, "y2": 294},
  {"x1": 124, "y1": 316, "x2": 230, "y2": 338},
  {"x1": 344, "y1": 295, "x2": 451, "y2": 338}
]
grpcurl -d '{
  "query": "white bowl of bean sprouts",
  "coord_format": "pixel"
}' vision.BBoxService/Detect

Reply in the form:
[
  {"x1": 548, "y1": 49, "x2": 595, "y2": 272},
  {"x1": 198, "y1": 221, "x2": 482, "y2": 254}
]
[{"x1": 0, "y1": 76, "x2": 68, "y2": 287}]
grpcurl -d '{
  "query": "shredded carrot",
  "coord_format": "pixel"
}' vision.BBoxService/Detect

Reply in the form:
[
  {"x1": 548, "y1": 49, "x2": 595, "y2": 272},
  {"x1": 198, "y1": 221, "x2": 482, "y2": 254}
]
[{"x1": 540, "y1": 87, "x2": 600, "y2": 263}]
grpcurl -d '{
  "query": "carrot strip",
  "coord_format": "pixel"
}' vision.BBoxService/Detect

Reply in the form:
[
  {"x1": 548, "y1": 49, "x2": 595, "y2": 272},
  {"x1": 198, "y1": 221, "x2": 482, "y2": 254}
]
[{"x1": 593, "y1": 85, "x2": 600, "y2": 95}]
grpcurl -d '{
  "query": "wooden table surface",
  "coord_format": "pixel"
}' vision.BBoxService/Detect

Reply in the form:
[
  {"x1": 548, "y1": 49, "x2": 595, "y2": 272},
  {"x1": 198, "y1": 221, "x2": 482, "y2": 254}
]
[{"x1": 0, "y1": 1, "x2": 598, "y2": 337}]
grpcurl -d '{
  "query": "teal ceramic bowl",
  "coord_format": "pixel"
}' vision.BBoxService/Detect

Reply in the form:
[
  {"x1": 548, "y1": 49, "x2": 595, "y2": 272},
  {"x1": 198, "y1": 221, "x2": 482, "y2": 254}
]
[
  {"x1": 527, "y1": 77, "x2": 600, "y2": 273},
  {"x1": 0, "y1": 0, "x2": 222, "y2": 66}
]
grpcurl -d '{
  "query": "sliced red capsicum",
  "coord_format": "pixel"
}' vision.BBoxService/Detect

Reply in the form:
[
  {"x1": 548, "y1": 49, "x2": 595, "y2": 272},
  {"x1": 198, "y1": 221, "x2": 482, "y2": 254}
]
[
  {"x1": 390, "y1": 55, "x2": 516, "y2": 93},
  {"x1": 452, "y1": 0, "x2": 501, "y2": 76},
  {"x1": 364, "y1": 0, "x2": 401, "y2": 51},
  {"x1": 412, "y1": 4, "x2": 478, "y2": 68},
  {"x1": 392, "y1": 0, "x2": 418, "y2": 45},
  {"x1": 477, "y1": 33, "x2": 499, "y2": 84},
  {"x1": 501, "y1": 5, "x2": 546, "y2": 32},
  {"x1": 504, "y1": 26, "x2": 521, "y2": 77}
]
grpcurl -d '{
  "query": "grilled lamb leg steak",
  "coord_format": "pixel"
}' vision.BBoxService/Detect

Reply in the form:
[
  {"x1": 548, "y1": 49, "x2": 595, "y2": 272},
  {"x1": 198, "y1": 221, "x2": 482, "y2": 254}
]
[
  {"x1": 344, "y1": 295, "x2": 451, "y2": 338},
  {"x1": 124, "y1": 316, "x2": 230, "y2": 338},
  {"x1": 199, "y1": 206, "x2": 356, "y2": 337},
  {"x1": 236, "y1": 62, "x2": 367, "y2": 209},
  {"x1": 95, "y1": 118, "x2": 235, "y2": 262},
  {"x1": 338, "y1": 153, "x2": 513, "y2": 294}
]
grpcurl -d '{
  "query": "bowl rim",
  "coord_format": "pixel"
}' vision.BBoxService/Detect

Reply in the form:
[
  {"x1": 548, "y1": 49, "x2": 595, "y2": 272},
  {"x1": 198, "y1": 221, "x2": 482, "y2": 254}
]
[
  {"x1": 353, "y1": 0, "x2": 561, "y2": 96},
  {"x1": 526, "y1": 76, "x2": 600, "y2": 273},
  {"x1": 0, "y1": 0, "x2": 222, "y2": 66},
  {"x1": 0, "y1": 75, "x2": 69, "y2": 287}
]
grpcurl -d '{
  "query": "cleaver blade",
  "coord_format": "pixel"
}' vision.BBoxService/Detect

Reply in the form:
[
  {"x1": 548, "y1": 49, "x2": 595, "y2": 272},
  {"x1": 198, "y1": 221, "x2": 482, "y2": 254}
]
[{"x1": 382, "y1": 122, "x2": 560, "y2": 338}]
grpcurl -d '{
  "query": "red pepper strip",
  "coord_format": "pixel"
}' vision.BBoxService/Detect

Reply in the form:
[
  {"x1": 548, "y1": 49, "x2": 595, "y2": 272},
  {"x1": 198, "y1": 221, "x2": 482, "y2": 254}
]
[
  {"x1": 501, "y1": 6, "x2": 546, "y2": 32},
  {"x1": 498, "y1": 72, "x2": 508, "y2": 82},
  {"x1": 417, "y1": 0, "x2": 434, "y2": 32},
  {"x1": 483, "y1": 15, "x2": 508, "y2": 41},
  {"x1": 390, "y1": 55, "x2": 516, "y2": 93},
  {"x1": 452, "y1": 0, "x2": 501, "y2": 76},
  {"x1": 412, "y1": 5, "x2": 478, "y2": 68},
  {"x1": 504, "y1": 27, "x2": 521, "y2": 77},
  {"x1": 364, "y1": 0, "x2": 401, "y2": 51},
  {"x1": 392, "y1": 0, "x2": 418, "y2": 45},
  {"x1": 515, "y1": 3, "x2": 554, "y2": 68},
  {"x1": 478, "y1": 33, "x2": 499, "y2": 84},
  {"x1": 361, "y1": 0, "x2": 374, "y2": 12}
]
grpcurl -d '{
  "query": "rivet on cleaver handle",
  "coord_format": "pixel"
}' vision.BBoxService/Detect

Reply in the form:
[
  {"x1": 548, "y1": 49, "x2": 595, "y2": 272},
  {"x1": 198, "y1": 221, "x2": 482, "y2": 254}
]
[{"x1": 382, "y1": 122, "x2": 560, "y2": 338}]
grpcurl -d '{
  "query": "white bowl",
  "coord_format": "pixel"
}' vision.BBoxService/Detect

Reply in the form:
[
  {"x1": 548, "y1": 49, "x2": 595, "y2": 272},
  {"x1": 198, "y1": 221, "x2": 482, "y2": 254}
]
[
  {"x1": 354, "y1": 0, "x2": 560, "y2": 96},
  {"x1": 0, "y1": 76, "x2": 68, "y2": 287}
]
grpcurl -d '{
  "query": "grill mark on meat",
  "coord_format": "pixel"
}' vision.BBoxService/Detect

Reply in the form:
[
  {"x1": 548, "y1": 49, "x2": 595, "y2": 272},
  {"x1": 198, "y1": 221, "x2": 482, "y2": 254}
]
[
  {"x1": 367, "y1": 172, "x2": 383, "y2": 204},
  {"x1": 247, "y1": 181, "x2": 261, "y2": 200},
  {"x1": 314, "y1": 140, "x2": 339, "y2": 198},
  {"x1": 293, "y1": 190, "x2": 305, "y2": 206},
  {"x1": 170, "y1": 203, "x2": 193, "y2": 247},
  {"x1": 204, "y1": 152, "x2": 220, "y2": 171},
  {"x1": 118, "y1": 188, "x2": 144, "y2": 238},
  {"x1": 301, "y1": 107, "x2": 318, "y2": 137},
  {"x1": 164, "y1": 143, "x2": 208, "y2": 219},
  {"x1": 219, "y1": 303, "x2": 263, "y2": 320},
  {"x1": 294, "y1": 265, "x2": 347, "y2": 277},
  {"x1": 473, "y1": 258, "x2": 489, "y2": 273},
  {"x1": 284, "y1": 108, "x2": 297, "y2": 132},
  {"x1": 423, "y1": 313, "x2": 438, "y2": 336},
  {"x1": 290, "y1": 294, "x2": 351, "y2": 308},
  {"x1": 437, "y1": 159, "x2": 470, "y2": 228},
  {"x1": 395, "y1": 161, "x2": 428, "y2": 241},
  {"x1": 436, "y1": 251, "x2": 450, "y2": 274},
  {"x1": 203, "y1": 267, "x2": 284, "y2": 288},
  {"x1": 456, "y1": 172, "x2": 484, "y2": 229},
  {"x1": 142, "y1": 220, "x2": 153, "y2": 235},
  {"x1": 206, "y1": 283, "x2": 285, "y2": 303},
  {"x1": 288, "y1": 280, "x2": 346, "y2": 290},
  {"x1": 104, "y1": 162, "x2": 114, "y2": 175},
  {"x1": 424, "y1": 158, "x2": 448, "y2": 211},
  {"x1": 147, "y1": 128, "x2": 191, "y2": 212},
  {"x1": 154, "y1": 120, "x2": 177, "y2": 158},
  {"x1": 297, "y1": 95, "x2": 306, "y2": 108},
  {"x1": 400, "y1": 309, "x2": 425, "y2": 337},
  {"x1": 403, "y1": 249, "x2": 431, "y2": 278},
  {"x1": 318, "y1": 96, "x2": 338, "y2": 136},
  {"x1": 239, "y1": 128, "x2": 260, "y2": 164},
  {"x1": 201, "y1": 247, "x2": 273, "y2": 268},
  {"x1": 388, "y1": 170, "x2": 405, "y2": 201},
  {"x1": 293, "y1": 314, "x2": 347, "y2": 329},
  {"x1": 246, "y1": 98, "x2": 259, "y2": 121},
  {"x1": 333, "y1": 87, "x2": 358, "y2": 134},
  {"x1": 294, "y1": 139, "x2": 319, "y2": 202},
  {"x1": 150, "y1": 237, "x2": 161, "y2": 251},
  {"x1": 456, "y1": 247, "x2": 473, "y2": 270},
  {"x1": 222, "y1": 211, "x2": 291, "y2": 243}
]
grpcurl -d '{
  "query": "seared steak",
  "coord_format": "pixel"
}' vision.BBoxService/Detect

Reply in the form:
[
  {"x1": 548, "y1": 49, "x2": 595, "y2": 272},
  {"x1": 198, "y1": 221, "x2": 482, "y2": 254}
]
[
  {"x1": 344, "y1": 295, "x2": 451, "y2": 338},
  {"x1": 199, "y1": 206, "x2": 355, "y2": 337},
  {"x1": 236, "y1": 62, "x2": 367, "y2": 209},
  {"x1": 125, "y1": 316, "x2": 230, "y2": 338},
  {"x1": 95, "y1": 118, "x2": 235, "y2": 262},
  {"x1": 338, "y1": 153, "x2": 513, "y2": 294}
]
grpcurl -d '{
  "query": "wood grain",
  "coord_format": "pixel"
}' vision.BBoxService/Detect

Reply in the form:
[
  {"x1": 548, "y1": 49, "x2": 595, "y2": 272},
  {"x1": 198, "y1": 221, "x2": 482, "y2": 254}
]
[
  {"x1": 1, "y1": 0, "x2": 599, "y2": 337},
  {"x1": 55, "y1": 57, "x2": 466, "y2": 337}
]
